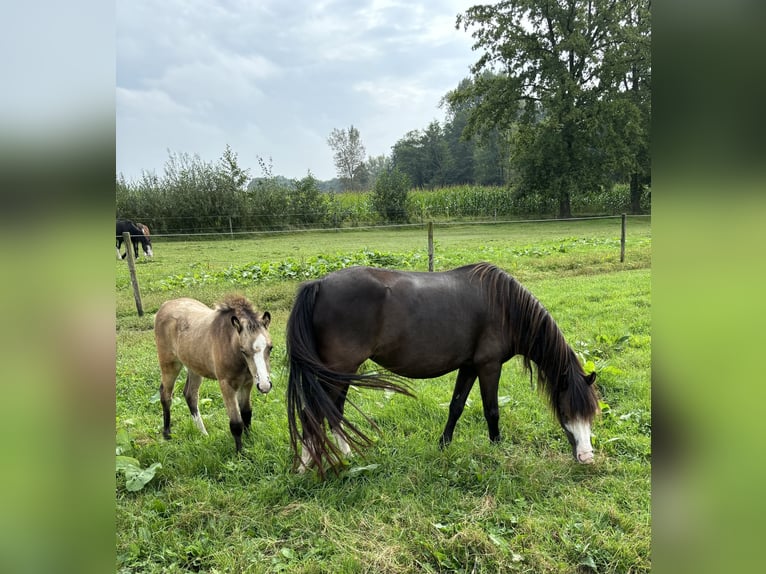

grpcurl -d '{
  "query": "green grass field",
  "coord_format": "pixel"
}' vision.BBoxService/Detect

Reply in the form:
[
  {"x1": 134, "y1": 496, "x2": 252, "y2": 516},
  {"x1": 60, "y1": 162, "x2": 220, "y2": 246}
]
[{"x1": 116, "y1": 217, "x2": 651, "y2": 573}]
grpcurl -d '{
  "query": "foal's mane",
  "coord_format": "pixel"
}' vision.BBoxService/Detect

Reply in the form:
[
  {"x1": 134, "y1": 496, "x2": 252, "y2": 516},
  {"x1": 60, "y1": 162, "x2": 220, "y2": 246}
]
[
  {"x1": 469, "y1": 262, "x2": 598, "y2": 422},
  {"x1": 215, "y1": 295, "x2": 263, "y2": 328}
]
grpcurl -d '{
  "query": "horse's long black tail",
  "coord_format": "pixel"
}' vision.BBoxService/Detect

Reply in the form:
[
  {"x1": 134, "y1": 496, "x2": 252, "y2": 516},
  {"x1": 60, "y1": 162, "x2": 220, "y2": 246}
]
[{"x1": 286, "y1": 280, "x2": 413, "y2": 477}]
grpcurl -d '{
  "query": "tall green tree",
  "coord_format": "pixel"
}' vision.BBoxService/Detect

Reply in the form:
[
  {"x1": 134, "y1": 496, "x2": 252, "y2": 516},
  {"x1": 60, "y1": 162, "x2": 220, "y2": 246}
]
[
  {"x1": 288, "y1": 173, "x2": 328, "y2": 227},
  {"x1": 453, "y1": 0, "x2": 651, "y2": 217},
  {"x1": 365, "y1": 154, "x2": 391, "y2": 188},
  {"x1": 391, "y1": 123, "x2": 447, "y2": 189},
  {"x1": 327, "y1": 125, "x2": 367, "y2": 191},
  {"x1": 372, "y1": 168, "x2": 410, "y2": 223},
  {"x1": 391, "y1": 130, "x2": 427, "y2": 188}
]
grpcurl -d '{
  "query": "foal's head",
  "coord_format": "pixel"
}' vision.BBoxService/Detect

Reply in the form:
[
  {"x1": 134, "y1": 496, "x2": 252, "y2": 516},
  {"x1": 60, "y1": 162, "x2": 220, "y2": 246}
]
[{"x1": 224, "y1": 298, "x2": 273, "y2": 394}]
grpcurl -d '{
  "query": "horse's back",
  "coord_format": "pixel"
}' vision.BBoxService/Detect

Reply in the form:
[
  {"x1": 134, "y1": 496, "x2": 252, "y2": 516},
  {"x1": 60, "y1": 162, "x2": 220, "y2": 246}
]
[
  {"x1": 155, "y1": 298, "x2": 213, "y2": 343},
  {"x1": 155, "y1": 298, "x2": 220, "y2": 375},
  {"x1": 312, "y1": 265, "x2": 492, "y2": 377}
]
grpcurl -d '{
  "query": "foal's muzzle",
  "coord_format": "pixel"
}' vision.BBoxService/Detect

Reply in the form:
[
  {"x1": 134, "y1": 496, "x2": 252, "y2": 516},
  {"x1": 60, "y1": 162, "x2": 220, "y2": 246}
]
[{"x1": 256, "y1": 378, "x2": 272, "y2": 394}]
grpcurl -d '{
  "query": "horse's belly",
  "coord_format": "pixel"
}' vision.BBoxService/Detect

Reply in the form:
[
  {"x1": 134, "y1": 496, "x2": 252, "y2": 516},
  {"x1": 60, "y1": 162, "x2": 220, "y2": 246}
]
[{"x1": 371, "y1": 348, "x2": 467, "y2": 379}]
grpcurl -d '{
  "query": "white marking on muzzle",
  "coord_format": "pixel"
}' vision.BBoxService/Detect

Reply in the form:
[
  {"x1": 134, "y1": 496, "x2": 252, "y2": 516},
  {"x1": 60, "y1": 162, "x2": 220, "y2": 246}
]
[
  {"x1": 252, "y1": 333, "x2": 272, "y2": 393},
  {"x1": 564, "y1": 417, "x2": 594, "y2": 464}
]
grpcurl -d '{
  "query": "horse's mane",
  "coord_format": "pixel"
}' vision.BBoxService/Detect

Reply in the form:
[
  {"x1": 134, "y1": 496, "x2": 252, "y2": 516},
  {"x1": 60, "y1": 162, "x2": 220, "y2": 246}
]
[
  {"x1": 215, "y1": 295, "x2": 263, "y2": 327},
  {"x1": 468, "y1": 262, "x2": 599, "y2": 423}
]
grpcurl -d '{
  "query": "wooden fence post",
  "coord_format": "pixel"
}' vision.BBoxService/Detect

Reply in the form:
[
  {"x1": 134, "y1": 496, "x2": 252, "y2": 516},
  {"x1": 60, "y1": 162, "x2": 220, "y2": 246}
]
[
  {"x1": 428, "y1": 222, "x2": 434, "y2": 272},
  {"x1": 620, "y1": 214, "x2": 626, "y2": 263},
  {"x1": 123, "y1": 231, "x2": 144, "y2": 317}
]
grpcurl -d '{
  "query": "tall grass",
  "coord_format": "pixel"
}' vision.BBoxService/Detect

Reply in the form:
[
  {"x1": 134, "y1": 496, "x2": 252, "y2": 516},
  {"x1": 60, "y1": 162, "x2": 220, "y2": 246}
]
[{"x1": 116, "y1": 218, "x2": 651, "y2": 573}]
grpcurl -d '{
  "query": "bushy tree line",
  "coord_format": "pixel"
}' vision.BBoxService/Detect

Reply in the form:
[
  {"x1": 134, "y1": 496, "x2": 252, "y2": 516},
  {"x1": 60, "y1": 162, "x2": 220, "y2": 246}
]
[
  {"x1": 117, "y1": 145, "x2": 646, "y2": 235},
  {"x1": 117, "y1": 150, "x2": 332, "y2": 234}
]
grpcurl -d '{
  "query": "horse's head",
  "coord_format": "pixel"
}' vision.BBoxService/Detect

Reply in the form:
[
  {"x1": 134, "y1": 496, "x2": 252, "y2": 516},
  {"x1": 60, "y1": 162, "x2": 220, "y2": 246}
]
[
  {"x1": 556, "y1": 370, "x2": 598, "y2": 464},
  {"x1": 231, "y1": 311, "x2": 273, "y2": 394},
  {"x1": 142, "y1": 239, "x2": 153, "y2": 258},
  {"x1": 138, "y1": 224, "x2": 153, "y2": 258}
]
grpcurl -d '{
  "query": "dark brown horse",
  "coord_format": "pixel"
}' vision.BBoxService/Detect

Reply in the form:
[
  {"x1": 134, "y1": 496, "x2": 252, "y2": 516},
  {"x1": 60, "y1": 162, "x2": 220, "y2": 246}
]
[
  {"x1": 286, "y1": 263, "x2": 599, "y2": 476},
  {"x1": 154, "y1": 295, "x2": 272, "y2": 452},
  {"x1": 116, "y1": 218, "x2": 153, "y2": 259}
]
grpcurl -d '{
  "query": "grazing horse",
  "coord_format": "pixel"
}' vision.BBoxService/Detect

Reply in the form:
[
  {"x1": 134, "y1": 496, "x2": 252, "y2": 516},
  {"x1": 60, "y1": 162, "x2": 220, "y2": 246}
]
[
  {"x1": 116, "y1": 218, "x2": 153, "y2": 260},
  {"x1": 286, "y1": 263, "x2": 599, "y2": 476},
  {"x1": 154, "y1": 296, "x2": 273, "y2": 452}
]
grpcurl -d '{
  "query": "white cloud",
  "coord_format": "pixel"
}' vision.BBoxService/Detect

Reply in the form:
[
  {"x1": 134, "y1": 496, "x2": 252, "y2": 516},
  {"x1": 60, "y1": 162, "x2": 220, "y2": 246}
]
[{"x1": 117, "y1": 0, "x2": 479, "y2": 181}]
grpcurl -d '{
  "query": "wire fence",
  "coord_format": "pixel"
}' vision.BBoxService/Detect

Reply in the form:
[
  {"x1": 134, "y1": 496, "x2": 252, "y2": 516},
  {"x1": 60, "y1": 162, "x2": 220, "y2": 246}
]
[{"x1": 131, "y1": 213, "x2": 651, "y2": 239}]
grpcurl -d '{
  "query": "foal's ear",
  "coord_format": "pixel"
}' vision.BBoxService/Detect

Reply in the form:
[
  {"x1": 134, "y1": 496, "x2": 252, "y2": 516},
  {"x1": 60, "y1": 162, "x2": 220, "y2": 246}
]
[
  {"x1": 231, "y1": 316, "x2": 243, "y2": 333},
  {"x1": 585, "y1": 371, "x2": 596, "y2": 386},
  {"x1": 261, "y1": 311, "x2": 271, "y2": 329}
]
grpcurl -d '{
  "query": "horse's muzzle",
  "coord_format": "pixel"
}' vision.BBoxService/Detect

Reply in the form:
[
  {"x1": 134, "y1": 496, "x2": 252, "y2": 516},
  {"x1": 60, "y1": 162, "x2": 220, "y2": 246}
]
[
  {"x1": 576, "y1": 450, "x2": 594, "y2": 464},
  {"x1": 256, "y1": 380, "x2": 272, "y2": 394}
]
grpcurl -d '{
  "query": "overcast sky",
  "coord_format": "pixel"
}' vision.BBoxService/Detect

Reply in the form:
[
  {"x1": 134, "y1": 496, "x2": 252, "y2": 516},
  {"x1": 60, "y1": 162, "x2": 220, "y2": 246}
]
[{"x1": 117, "y1": 0, "x2": 481, "y2": 183}]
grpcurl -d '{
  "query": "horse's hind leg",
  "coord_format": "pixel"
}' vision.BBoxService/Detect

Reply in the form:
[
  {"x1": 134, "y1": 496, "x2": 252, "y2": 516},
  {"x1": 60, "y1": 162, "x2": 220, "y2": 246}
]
[
  {"x1": 439, "y1": 366, "x2": 478, "y2": 448},
  {"x1": 159, "y1": 360, "x2": 183, "y2": 439},
  {"x1": 219, "y1": 380, "x2": 244, "y2": 452},
  {"x1": 183, "y1": 371, "x2": 208, "y2": 436},
  {"x1": 330, "y1": 386, "x2": 352, "y2": 456}
]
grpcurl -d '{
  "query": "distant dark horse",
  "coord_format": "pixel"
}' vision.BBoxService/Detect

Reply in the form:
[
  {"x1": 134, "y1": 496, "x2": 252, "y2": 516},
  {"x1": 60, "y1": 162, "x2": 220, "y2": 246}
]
[
  {"x1": 286, "y1": 263, "x2": 599, "y2": 476},
  {"x1": 116, "y1": 219, "x2": 153, "y2": 260}
]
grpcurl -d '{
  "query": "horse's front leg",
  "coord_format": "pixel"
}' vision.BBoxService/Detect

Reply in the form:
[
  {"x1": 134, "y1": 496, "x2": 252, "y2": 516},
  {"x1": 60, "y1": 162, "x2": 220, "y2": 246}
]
[
  {"x1": 477, "y1": 363, "x2": 502, "y2": 443},
  {"x1": 237, "y1": 381, "x2": 254, "y2": 435},
  {"x1": 439, "y1": 366, "x2": 478, "y2": 448},
  {"x1": 219, "y1": 379, "x2": 244, "y2": 453}
]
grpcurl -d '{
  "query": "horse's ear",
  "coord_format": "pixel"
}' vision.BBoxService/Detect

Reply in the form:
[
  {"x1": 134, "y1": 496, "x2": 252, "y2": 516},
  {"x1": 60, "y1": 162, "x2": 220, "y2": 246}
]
[
  {"x1": 231, "y1": 316, "x2": 243, "y2": 333},
  {"x1": 586, "y1": 371, "x2": 596, "y2": 386},
  {"x1": 261, "y1": 311, "x2": 271, "y2": 329}
]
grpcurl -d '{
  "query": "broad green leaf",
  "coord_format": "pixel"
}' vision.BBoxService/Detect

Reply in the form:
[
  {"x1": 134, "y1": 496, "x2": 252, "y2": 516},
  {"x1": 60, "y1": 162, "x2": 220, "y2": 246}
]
[{"x1": 124, "y1": 462, "x2": 162, "y2": 492}]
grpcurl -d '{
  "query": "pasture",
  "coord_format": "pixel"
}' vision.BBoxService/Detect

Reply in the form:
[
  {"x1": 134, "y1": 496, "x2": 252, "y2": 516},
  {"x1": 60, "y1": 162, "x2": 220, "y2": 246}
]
[{"x1": 116, "y1": 217, "x2": 651, "y2": 573}]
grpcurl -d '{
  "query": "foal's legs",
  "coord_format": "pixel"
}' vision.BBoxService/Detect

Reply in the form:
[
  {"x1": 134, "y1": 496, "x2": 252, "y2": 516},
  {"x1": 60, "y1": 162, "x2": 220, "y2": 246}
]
[
  {"x1": 219, "y1": 379, "x2": 244, "y2": 452},
  {"x1": 183, "y1": 370, "x2": 208, "y2": 436},
  {"x1": 237, "y1": 381, "x2": 254, "y2": 435},
  {"x1": 439, "y1": 365, "x2": 478, "y2": 448},
  {"x1": 158, "y1": 359, "x2": 183, "y2": 439}
]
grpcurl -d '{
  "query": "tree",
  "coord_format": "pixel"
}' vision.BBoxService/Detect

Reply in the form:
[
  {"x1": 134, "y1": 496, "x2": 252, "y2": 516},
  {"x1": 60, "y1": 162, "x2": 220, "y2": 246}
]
[
  {"x1": 372, "y1": 168, "x2": 410, "y2": 223},
  {"x1": 327, "y1": 125, "x2": 367, "y2": 191},
  {"x1": 288, "y1": 173, "x2": 328, "y2": 227},
  {"x1": 391, "y1": 130, "x2": 427, "y2": 188},
  {"x1": 390, "y1": 123, "x2": 447, "y2": 189},
  {"x1": 365, "y1": 155, "x2": 391, "y2": 188},
  {"x1": 453, "y1": 0, "x2": 651, "y2": 217}
]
